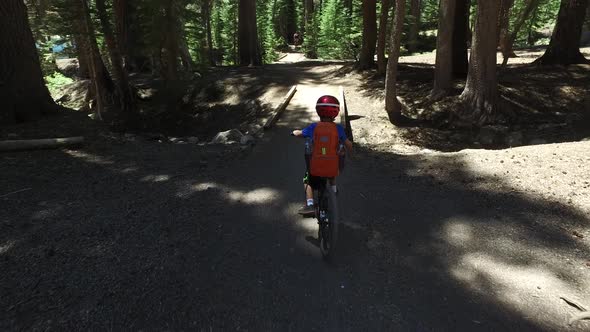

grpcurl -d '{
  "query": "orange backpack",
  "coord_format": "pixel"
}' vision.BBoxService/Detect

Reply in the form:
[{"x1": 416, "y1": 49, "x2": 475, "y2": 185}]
[{"x1": 310, "y1": 122, "x2": 340, "y2": 177}]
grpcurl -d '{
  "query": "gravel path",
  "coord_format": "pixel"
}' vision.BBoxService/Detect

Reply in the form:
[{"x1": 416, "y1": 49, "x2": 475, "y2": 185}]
[{"x1": 1, "y1": 57, "x2": 590, "y2": 331}]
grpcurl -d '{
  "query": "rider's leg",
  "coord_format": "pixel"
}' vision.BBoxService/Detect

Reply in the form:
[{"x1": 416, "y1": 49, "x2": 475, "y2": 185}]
[
  {"x1": 305, "y1": 183, "x2": 313, "y2": 202},
  {"x1": 298, "y1": 173, "x2": 315, "y2": 215}
]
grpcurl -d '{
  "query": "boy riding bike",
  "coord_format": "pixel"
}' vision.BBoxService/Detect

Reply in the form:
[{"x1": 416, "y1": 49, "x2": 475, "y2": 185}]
[{"x1": 291, "y1": 95, "x2": 353, "y2": 216}]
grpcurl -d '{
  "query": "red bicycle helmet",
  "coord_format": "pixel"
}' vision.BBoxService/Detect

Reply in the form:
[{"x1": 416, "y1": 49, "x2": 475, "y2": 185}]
[{"x1": 316, "y1": 95, "x2": 340, "y2": 119}]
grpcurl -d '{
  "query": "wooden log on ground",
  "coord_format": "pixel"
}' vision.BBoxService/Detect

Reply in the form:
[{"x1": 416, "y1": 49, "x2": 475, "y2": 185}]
[
  {"x1": 339, "y1": 86, "x2": 354, "y2": 142},
  {"x1": 0, "y1": 137, "x2": 85, "y2": 152},
  {"x1": 264, "y1": 85, "x2": 297, "y2": 130}
]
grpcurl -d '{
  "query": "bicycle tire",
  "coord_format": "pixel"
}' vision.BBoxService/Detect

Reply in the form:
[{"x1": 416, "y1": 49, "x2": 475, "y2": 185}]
[{"x1": 319, "y1": 186, "x2": 339, "y2": 261}]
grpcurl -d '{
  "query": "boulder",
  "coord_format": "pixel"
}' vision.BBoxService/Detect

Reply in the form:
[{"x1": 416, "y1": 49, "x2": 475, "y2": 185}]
[
  {"x1": 529, "y1": 138, "x2": 548, "y2": 145},
  {"x1": 187, "y1": 136, "x2": 199, "y2": 144},
  {"x1": 211, "y1": 129, "x2": 244, "y2": 144},
  {"x1": 240, "y1": 135, "x2": 255, "y2": 146},
  {"x1": 245, "y1": 124, "x2": 263, "y2": 136},
  {"x1": 477, "y1": 126, "x2": 507, "y2": 146},
  {"x1": 505, "y1": 131, "x2": 524, "y2": 147}
]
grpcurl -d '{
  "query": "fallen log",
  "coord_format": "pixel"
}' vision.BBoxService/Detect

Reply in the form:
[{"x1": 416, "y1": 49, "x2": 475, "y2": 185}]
[
  {"x1": 0, "y1": 137, "x2": 85, "y2": 152},
  {"x1": 339, "y1": 86, "x2": 353, "y2": 142},
  {"x1": 264, "y1": 85, "x2": 297, "y2": 130}
]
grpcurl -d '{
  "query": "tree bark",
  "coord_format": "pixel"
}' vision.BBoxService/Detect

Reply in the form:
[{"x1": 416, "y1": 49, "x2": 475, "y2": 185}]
[
  {"x1": 239, "y1": 0, "x2": 262, "y2": 65},
  {"x1": 285, "y1": 0, "x2": 297, "y2": 43},
  {"x1": 432, "y1": 0, "x2": 457, "y2": 99},
  {"x1": 497, "y1": 0, "x2": 514, "y2": 51},
  {"x1": 384, "y1": 0, "x2": 406, "y2": 124},
  {"x1": 0, "y1": 137, "x2": 84, "y2": 152},
  {"x1": 114, "y1": 0, "x2": 146, "y2": 72},
  {"x1": 377, "y1": 0, "x2": 391, "y2": 75},
  {"x1": 77, "y1": 0, "x2": 114, "y2": 120},
  {"x1": 162, "y1": 0, "x2": 180, "y2": 80},
  {"x1": 178, "y1": 31, "x2": 194, "y2": 72},
  {"x1": 0, "y1": 0, "x2": 57, "y2": 124},
  {"x1": 534, "y1": 0, "x2": 590, "y2": 65},
  {"x1": 408, "y1": 0, "x2": 421, "y2": 53},
  {"x1": 452, "y1": 0, "x2": 470, "y2": 77},
  {"x1": 73, "y1": 32, "x2": 90, "y2": 78},
  {"x1": 344, "y1": 0, "x2": 353, "y2": 15},
  {"x1": 202, "y1": 0, "x2": 215, "y2": 66},
  {"x1": 501, "y1": 0, "x2": 542, "y2": 68},
  {"x1": 113, "y1": 0, "x2": 129, "y2": 69},
  {"x1": 96, "y1": 0, "x2": 136, "y2": 122},
  {"x1": 303, "y1": 0, "x2": 317, "y2": 58},
  {"x1": 359, "y1": 0, "x2": 377, "y2": 69},
  {"x1": 459, "y1": 0, "x2": 501, "y2": 125}
]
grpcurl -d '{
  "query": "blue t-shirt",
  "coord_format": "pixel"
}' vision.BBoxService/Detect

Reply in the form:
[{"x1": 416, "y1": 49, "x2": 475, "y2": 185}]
[{"x1": 302, "y1": 123, "x2": 347, "y2": 142}]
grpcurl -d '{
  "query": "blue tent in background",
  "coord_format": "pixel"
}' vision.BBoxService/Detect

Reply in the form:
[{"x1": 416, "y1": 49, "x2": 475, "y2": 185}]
[{"x1": 52, "y1": 43, "x2": 66, "y2": 53}]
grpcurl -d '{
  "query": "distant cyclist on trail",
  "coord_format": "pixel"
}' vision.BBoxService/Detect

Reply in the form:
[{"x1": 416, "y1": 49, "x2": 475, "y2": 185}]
[{"x1": 291, "y1": 95, "x2": 353, "y2": 216}]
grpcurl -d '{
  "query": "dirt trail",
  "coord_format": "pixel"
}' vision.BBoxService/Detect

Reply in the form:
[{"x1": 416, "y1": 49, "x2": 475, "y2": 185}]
[{"x1": 1, "y1": 55, "x2": 590, "y2": 331}]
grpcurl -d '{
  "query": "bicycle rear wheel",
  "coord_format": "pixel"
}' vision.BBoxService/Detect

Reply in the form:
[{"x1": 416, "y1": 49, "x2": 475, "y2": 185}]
[{"x1": 319, "y1": 187, "x2": 339, "y2": 261}]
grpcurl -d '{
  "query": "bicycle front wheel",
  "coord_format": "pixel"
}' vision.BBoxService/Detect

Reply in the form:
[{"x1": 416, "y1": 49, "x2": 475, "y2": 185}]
[{"x1": 320, "y1": 188, "x2": 339, "y2": 261}]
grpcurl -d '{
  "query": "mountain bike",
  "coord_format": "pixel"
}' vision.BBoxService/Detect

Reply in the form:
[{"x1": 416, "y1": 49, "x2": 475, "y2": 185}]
[
  {"x1": 291, "y1": 132, "x2": 340, "y2": 261},
  {"x1": 313, "y1": 177, "x2": 339, "y2": 261}
]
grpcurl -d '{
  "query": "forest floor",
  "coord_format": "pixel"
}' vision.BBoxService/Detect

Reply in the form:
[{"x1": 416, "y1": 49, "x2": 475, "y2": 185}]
[{"x1": 1, "y1": 48, "x2": 590, "y2": 331}]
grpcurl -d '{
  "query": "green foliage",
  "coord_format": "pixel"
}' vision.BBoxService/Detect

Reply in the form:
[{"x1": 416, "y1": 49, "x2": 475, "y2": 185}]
[
  {"x1": 512, "y1": 0, "x2": 561, "y2": 47},
  {"x1": 44, "y1": 71, "x2": 74, "y2": 95},
  {"x1": 258, "y1": 0, "x2": 280, "y2": 63},
  {"x1": 316, "y1": 0, "x2": 361, "y2": 59},
  {"x1": 212, "y1": 0, "x2": 238, "y2": 64},
  {"x1": 24, "y1": 0, "x2": 573, "y2": 70}
]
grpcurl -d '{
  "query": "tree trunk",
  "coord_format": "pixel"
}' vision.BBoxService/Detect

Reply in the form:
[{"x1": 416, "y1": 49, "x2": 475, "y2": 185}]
[
  {"x1": 497, "y1": 0, "x2": 513, "y2": 51},
  {"x1": 431, "y1": 0, "x2": 457, "y2": 99},
  {"x1": 452, "y1": 0, "x2": 470, "y2": 77},
  {"x1": 178, "y1": 31, "x2": 194, "y2": 72},
  {"x1": 0, "y1": 0, "x2": 57, "y2": 124},
  {"x1": 202, "y1": 0, "x2": 215, "y2": 66},
  {"x1": 534, "y1": 0, "x2": 590, "y2": 65},
  {"x1": 206, "y1": 0, "x2": 214, "y2": 66},
  {"x1": 527, "y1": 7, "x2": 538, "y2": 46},
  {"x1": 115, "y1": 1, "x2": 146, "y2": 72},
  {"x1": 239, "y1": 0, "x2": 262, "y2": 65},
  {"x1": 377, "y1": 0, "x2": 391, "y2": 75},
  {"x1": 162, "y1": 0, "x2": 179, "y2": 81},
  {"x1": 344, "y1": 0, "x2": 353, "y2": 14},
  {"x1": 384, "y1": 0, "x2": 406, "y2": 124},
  {"x1": 77, "y1": 0, "x2": 114, "y2": 120},
  {"x1": 359, "y1": 0, "x2": 377, "y2": 69},
  {"x1": 285, "y1": 0, "x2": 297, "y2": 43},
  {"x1": 459, "y1": 0, "x2": 501, "y2": 125},
  {"x1": 73, "y1": 32, "x2": 90, "y2": 78},
  {"x1": 408, "y1": 0, "x2": 421, "y2": 53},
  {"x1": 113, "y1": 0, "x2": 129, "y2": 69},
  {"x1": 501, "y1": 0, "x2": 542, "y2": 68},
  {"x1": 96, "y1": 0, "x2": 136, "y2": 123},
  {"x1": 303, "y1": 0, "x2": 317, "y2": 58}
]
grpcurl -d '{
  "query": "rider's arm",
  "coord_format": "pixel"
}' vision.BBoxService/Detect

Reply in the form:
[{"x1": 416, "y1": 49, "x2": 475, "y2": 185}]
[
  {"x1": 292, "y1": 129, "x2": 304, "y2": 137},
  {"x1": 344, "y1": 139, "x2": 353, "y2": 154}
]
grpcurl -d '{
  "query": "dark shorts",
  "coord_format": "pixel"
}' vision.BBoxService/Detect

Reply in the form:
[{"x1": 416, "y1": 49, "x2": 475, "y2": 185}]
[{"x1": 303, "y1": 171, "x2": 323, "y2": 188}]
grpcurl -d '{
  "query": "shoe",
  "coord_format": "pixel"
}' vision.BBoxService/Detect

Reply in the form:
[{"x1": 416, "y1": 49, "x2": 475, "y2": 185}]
[{"x1": 298, "y1": 204, "x2": 315, "y2": 216}]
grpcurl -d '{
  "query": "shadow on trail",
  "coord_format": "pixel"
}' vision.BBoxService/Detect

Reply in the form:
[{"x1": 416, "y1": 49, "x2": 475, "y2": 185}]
[
  {"x1": 344, "y1": 61, "x2": 590, "y2": 151},
  {"x1": 1, "y1": 113, "x2": 589, "y2": 331},
  {"x1": 2, "y1": 58, "x2": 590, "y2": 330}
]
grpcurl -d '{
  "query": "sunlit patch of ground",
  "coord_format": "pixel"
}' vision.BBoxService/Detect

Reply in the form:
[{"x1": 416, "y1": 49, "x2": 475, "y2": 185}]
[{"x1": 399, "y1": 47, "x2": 590, "y2": 65}]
